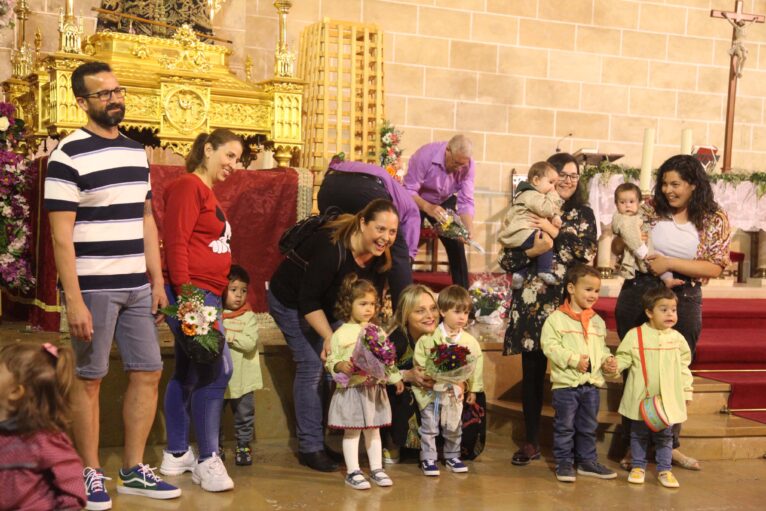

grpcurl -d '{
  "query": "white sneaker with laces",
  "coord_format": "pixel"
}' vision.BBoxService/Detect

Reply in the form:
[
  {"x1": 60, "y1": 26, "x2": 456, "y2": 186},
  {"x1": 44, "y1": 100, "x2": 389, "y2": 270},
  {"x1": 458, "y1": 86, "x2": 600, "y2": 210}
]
[
  {"x1": 192, "y1": 453, "x2": 234, "y2": 492},
  {"x1": 160, "y1": 448, "x2": 196, "y2": 476}
]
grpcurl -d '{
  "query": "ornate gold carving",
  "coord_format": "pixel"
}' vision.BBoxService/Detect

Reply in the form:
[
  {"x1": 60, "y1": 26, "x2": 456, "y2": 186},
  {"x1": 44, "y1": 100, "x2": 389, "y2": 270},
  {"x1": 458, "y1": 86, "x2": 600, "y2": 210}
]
[
  {"x1": 131, "y1": 43, "x2": 151, "y2": 59},
  {"x1": 208, "y1": 102, "x2": 270, "y2": 130},
  {"x1": 163, "y1": 85, "x2": 209, "y2": 134},
  {"x1": 58, "y1": 8, "x2": 84, "y2": 54},
  {"x1": 126, "y1": 93, "x2": 159, "y2": 119},
  {"x1": 155, "y1": 25, "x2": 211, "y2": 72}
]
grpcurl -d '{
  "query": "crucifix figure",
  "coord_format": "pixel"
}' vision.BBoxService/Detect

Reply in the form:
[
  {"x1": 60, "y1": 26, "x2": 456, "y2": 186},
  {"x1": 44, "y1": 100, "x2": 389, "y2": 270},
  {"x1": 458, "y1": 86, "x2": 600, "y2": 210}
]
[{"x1": 711, "y1": 1, "x2": 765, "y2": 172}]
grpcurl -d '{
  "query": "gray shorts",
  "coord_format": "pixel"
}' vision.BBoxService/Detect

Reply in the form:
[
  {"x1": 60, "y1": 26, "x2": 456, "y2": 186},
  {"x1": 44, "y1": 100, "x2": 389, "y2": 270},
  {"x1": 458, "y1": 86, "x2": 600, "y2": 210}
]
[{"x1": 69, "y1": 285, "x2": 163, "y2": 379}]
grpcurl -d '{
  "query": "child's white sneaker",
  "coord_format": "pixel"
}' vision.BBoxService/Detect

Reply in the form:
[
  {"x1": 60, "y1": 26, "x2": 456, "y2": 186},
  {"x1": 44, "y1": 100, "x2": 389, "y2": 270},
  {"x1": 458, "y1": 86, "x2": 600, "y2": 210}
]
[
  {"x1": 628, "y1": 467, "x2": 646, "y2": 484},
  {"x1": 192, "y1": 453, "x2": 234, "y2": 492},
  {"x1": 345, "y1": 470, "x2": 371, "y2": 490},
  {"x1": 658, "y1": 470, "x2": 680, "y2": 488},
  {"x1": 369, "y1": 469, "x2": 393, "y2": 487},
  {"x1": 160, "y1": 448, "x2": 196, "y2": 476}
]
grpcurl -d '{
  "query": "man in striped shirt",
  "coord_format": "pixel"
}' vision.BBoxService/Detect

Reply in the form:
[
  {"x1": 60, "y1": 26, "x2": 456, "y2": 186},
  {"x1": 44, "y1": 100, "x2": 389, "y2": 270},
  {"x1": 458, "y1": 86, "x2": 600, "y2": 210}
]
[{"x1": 45, "y1": 61, "x2": 180, "y2": 510}]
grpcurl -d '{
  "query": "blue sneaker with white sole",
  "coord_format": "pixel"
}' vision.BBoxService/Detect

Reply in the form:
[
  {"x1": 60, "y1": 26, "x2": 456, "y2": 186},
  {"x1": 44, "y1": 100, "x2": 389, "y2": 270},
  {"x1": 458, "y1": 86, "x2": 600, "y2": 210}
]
[
  {"x1": 83, "y1": 467, "x2": 111, "y2": 511},
  {"x1": 445, "y1": 457, "x2": 469, "y2": 473},
  {"x1": 117, "y1": 464, "x2": 181, "y2": 500}
]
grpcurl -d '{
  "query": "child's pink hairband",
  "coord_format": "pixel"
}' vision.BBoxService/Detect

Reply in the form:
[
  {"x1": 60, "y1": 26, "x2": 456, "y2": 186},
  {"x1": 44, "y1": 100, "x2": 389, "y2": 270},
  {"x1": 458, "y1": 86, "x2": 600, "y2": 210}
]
[{"x1": 42, "y1": 343, "x2": 59, "y2": 359}]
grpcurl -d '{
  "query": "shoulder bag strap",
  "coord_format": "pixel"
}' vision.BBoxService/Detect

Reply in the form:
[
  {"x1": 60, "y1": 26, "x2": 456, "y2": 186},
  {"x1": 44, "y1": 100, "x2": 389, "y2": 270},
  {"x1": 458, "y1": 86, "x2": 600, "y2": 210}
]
[{"x1": 636, "y1": 326, "x2": 651, "y2": 399}]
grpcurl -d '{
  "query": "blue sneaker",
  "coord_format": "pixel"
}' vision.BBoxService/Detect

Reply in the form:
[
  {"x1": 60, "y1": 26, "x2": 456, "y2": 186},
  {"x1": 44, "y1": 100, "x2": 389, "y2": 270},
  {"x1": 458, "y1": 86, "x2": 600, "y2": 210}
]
[
  {"x1": 420, "y1": 459, "x2": 440, "y2": 476},
  {"x1": 117, "y1": 464, "x2": 182, "y2": 500},
  {"x1": 83, "y1": 467, "x2": 112, "y2": 511},
  {"x1": 445, "y1": 457, "x2": 469, "y2": 473}
]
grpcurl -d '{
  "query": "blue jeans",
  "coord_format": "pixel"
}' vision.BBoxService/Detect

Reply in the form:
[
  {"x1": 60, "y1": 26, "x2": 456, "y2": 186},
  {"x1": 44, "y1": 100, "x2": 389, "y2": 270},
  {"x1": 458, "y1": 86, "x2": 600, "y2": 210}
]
[
  {"x1": 551, "y1": 385, "x2": 600, "y2": 466},
  {"x1": 267, "y1": 290, "x2": 326, "y2": 453},
  {"x1": 630, "y1": 419, "x2": 673, "y2": 472},
  {"x1": 164, "y1": 285, "x2": 232, "y2": 460},
  {"x1": 515, "y1": 231, "x2": 554, "y2": 278}
]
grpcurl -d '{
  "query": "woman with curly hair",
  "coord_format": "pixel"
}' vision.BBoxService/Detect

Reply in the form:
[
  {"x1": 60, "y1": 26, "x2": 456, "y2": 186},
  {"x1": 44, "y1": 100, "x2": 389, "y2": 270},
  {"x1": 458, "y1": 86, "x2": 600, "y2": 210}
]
[
  {"x1": 614, "y1": 154, "x2": 731, "y2": 471},
  {"x1": 498, "y1": 152, "x2": 598, "y2": 466}
]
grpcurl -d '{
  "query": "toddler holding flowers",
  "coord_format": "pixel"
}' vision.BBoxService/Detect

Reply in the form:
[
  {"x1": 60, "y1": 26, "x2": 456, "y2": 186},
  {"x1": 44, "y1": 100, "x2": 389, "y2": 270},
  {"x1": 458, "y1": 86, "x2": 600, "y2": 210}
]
[
  {"x1": 413, "y1": 285, "x2": 484, "y2": 476},
  {"x1": 325, "y1": 274, "x2": 404, "y2": 490}
]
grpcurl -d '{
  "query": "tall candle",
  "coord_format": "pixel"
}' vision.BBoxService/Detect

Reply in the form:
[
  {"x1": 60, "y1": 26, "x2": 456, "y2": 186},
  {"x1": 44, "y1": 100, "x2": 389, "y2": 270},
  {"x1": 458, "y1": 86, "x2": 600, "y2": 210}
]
[
  {"x1": 66, "y1": 0, "x2": 74, "y2": 16},
  {"x1": 597, "y1": 225, "x2": 613, "y2": 269},
  {"x1": 681, "y1": 128, "x2": 693, "y2": 155},
  {"x1": 208, "y1": 0, "x2": 214, "y2": 22},
  {"x1": 639, "y1": 128, "x2": 655, "y2": 195}
]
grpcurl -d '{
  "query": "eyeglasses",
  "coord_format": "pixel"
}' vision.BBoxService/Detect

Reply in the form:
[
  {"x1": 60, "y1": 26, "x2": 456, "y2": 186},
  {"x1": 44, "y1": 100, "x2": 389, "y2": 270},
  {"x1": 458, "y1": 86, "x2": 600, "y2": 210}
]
[
  {"x1": 80, "y1": 87, "x2": 127, "y2": 102},
  {"x1": 559, "y1": 173, "x2": 580, "y2": 182}
]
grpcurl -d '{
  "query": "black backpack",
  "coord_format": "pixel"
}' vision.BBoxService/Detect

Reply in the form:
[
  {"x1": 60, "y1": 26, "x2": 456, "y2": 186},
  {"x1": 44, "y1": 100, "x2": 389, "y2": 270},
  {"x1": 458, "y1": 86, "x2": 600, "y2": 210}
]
[{"x1": 278, "y1": 206, "x2": 345, "y2": 271}]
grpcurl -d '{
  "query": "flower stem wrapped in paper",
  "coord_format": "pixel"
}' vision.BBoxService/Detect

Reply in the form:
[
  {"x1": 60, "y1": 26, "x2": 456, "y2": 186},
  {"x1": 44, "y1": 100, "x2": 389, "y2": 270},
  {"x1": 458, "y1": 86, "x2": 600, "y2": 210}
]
[
  {"x1": 161, "y1": 284, "x2": 225, "y2": 364},
  {"x1": 333, "y1": 323, "x2": 398, "y2": 387},
  {"x1": 427, "y1": 208, "x2": 485, "y2": 253},
  {"x1": 424, "y1": 344, "x2": 477, "y2": 430}
]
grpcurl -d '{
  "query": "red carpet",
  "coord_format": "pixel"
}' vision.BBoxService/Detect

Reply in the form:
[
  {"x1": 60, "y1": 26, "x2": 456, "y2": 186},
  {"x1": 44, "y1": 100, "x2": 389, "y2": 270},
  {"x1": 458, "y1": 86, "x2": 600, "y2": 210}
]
[{"x1": 413, "y1": 273, "x2": 766, "y2": 425}]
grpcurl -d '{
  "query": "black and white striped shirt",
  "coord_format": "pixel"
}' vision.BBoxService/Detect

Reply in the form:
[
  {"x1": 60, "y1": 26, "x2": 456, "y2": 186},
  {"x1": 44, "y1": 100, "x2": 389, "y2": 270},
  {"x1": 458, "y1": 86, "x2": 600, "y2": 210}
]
[{"x1": 44, "y1": 129, "x2": 151, "y2": 292}]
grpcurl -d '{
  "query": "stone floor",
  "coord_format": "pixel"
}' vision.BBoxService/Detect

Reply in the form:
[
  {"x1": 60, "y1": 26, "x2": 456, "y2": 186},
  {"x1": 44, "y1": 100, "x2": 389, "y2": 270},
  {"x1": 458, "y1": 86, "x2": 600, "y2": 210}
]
[{"x1": 100, "y1": 434, "x2": 766, "y2": 511}]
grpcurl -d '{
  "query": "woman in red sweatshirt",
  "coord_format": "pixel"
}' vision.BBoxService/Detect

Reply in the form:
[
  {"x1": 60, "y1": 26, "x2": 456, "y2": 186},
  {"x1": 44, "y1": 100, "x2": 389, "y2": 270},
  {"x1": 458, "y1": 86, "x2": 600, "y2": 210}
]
[{"x1": 159, "y1": 129, "x2": 243, "y2": 493}]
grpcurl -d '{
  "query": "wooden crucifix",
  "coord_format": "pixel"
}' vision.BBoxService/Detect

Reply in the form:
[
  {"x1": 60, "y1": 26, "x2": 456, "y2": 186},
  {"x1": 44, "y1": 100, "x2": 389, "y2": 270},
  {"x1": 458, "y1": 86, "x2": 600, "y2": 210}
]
[{"x1": 711, "y1": 1, "x2": 764, "y2": 173}]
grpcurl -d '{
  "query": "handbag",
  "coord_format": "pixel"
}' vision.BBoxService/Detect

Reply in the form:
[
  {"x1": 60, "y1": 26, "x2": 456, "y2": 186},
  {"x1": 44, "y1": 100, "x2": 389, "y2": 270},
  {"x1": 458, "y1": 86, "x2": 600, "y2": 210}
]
[{"x1": 636, "y1": 326, "x2": 671, "y2": 432}]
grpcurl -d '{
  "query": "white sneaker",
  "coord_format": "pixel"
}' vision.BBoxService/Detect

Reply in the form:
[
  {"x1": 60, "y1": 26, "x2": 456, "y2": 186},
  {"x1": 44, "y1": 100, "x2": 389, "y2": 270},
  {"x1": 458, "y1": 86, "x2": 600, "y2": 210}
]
[
  {"x1": 192, "y1": 453, "x2": 234, "y2": 492},
  {"x1": 160, "y1": 448, "x2": 196, "y2": 476}
]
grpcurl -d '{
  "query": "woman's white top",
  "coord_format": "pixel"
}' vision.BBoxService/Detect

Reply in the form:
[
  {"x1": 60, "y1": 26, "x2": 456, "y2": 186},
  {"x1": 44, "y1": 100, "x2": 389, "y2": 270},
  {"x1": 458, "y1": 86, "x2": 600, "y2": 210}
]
[{"x1": 651, "y1": 219, "x2": 699, "y2": 260}]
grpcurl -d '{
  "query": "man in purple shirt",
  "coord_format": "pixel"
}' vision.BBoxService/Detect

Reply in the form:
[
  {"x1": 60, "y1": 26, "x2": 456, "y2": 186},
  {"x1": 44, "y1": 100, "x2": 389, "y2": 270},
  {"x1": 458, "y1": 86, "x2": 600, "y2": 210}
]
[
  {"x1": 403, "y1": 135, "x2": 475, "y2": 288},
  {"x1": 317, "y1": 158, "x2": 418, "y2": 305}
]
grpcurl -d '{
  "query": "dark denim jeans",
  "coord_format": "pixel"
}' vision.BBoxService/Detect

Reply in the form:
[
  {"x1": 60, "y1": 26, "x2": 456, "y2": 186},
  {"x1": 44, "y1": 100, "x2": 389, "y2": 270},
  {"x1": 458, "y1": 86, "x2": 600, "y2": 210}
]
[
  {"x1": 515, "y1": 231, "x2": 554, "y2": 277},
  {"x1": 551, "y1": 384, "x2": 600, "y2": 466},
  {"x1": 267, "y1": 290, "x2": 326, "y2": 453},
  {"x1": 164, "y1": 285, "x2": 232, "y2": 460},
  {"x1": 630, "y1": 419, "x2": 673, "y2": 472}
]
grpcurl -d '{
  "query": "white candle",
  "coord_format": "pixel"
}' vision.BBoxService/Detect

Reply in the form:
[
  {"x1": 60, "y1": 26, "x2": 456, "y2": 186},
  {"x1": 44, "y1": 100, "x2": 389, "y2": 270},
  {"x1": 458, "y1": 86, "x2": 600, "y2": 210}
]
[
  {"x1": 597, "y1": 225, "x2": 613, "y2": 269},
  {"x1": 66, "y1": 0, "x2": 74, "y2": 16},
  {"x1": 208, "y1": 0, "x2": 214, "y2": 22},
  {"x1": 639, "y1": 128, "x2": 655, "y2": 195},
  {"x1": 681, "y1": 128, "x2": 693, "y2": 155}
]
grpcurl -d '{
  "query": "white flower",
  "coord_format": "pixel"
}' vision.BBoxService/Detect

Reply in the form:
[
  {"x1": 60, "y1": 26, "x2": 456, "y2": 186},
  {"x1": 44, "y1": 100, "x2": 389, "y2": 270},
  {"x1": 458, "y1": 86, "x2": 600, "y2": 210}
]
[
  {"x1": 0, "y1": 116, "x2": 9, "y2": 132},
  {"x1": 184, "y1": 312, "x2": 201, "y2": 326},
  {"x1": 2, "y1": 205, "x2": 10, "y2": 216},
  {"x1": 523, "y1": 338, "x2": 535, "y2": 351},
  {"x1": 198, "y1": 324, "x2": 210, "y2": 335},
  {"x1": 202, "y1": 307, "x2": 217, "y2": 322},
  {"x1": 511, "y1": 310, "x2": 519, "y2": 323},
  {"x1": 521, "y1": 287, "x2": 537, "y2": 304}
]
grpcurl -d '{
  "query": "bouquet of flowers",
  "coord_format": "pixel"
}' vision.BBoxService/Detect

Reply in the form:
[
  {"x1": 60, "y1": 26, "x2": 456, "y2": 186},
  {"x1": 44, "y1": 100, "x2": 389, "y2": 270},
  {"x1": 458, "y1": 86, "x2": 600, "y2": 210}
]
[
  {"x1": 161, "y1": 285, "x2": 225, "y2": 364},
  {"x1": 469, "y1": 276, "x2": 511, "y2": 325},
  {"x1": 426, "y1": 209, "x2": 485, "y2": 253},
  {"x1": 380, "y1": 120, "x2": 404, "y2": 183},
  {"x1": 0, "y1": 101, "x2": 35, "y2": 294},
  {"x1": 425, "y1": 343, "x2": 476, "y2": 429},
  {"x1": 334, "y1": 323, "x2": 397, "y2": 387}
]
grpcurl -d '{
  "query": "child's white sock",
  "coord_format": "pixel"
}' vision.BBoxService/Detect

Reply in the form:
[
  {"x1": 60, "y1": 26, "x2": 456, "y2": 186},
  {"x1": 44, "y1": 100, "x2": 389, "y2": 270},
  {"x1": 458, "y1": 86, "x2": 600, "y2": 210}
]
[
  {"x1": 635, "y1": 243, "x2": 649, "y2": 260},
  {"x1": 364, "y1": 429, "x2": 383, "y2": 471},
  {"x1": 343, "y1": 430, "x2": 362, "y2": 473}
]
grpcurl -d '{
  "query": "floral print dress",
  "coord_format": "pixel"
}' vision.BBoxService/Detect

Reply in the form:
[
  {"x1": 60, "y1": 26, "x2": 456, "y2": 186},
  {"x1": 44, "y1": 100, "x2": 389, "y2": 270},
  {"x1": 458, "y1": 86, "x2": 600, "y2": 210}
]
[{"x1": 499, "y1": 205, "x2": 597, "y2": 355}]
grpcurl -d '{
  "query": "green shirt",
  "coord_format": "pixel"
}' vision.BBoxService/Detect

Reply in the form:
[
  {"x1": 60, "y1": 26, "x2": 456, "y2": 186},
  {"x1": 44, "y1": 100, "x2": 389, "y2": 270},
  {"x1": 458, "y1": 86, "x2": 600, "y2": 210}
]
[
  {"x1": 224, "y1": 310, "x2": 262, "y2": 399},
  {"x1": 541, "y1": 310, "x2": 612, "y2": 390},
  {"x1": 614, "y1": 324, "x2": 693, "y2": 424}
]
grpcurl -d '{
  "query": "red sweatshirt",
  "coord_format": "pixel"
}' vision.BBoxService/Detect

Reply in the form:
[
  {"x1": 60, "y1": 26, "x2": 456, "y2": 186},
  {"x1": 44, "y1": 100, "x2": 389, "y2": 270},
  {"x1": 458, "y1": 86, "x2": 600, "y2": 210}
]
[
  {"x1": 163, "y1": 173, "x2": 232, "y2": 295},
  {"x1": 0, "y1": 428, "x2": 87, "y2": 511}
]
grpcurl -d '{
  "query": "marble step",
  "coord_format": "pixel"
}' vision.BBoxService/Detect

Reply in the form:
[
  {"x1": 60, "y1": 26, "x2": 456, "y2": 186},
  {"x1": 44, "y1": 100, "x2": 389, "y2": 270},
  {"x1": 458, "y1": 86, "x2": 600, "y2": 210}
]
[{"x1": 487, "y1": 399, "x2": 766, "y2": 461}]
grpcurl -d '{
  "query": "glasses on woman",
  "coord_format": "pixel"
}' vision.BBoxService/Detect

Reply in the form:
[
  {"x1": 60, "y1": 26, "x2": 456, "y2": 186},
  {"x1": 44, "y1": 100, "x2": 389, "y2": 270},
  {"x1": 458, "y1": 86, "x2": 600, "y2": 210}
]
[
  {"x1": 80, "y1": 87, "x2": 127, "y2": 102},
  {"x1": 559, "y1": 172, "x2": 580, "y2": 182}
]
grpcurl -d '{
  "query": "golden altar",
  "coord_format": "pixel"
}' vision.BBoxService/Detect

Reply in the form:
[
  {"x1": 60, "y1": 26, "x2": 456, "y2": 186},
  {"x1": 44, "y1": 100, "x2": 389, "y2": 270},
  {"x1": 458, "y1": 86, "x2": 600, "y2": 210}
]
[{"x1": 2, "y1": 1, "x2": 303, "y2": 166}]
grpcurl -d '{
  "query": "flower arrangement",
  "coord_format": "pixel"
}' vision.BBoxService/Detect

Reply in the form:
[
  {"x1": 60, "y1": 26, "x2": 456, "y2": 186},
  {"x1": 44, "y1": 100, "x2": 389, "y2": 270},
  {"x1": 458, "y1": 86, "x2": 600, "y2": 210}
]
[
  {"x1": 161, "y1": 285, "x2": 224, "y2": 362},
  {"x1": 379, "y1": 120, "x2": 404, "y2": 182},
  {"x1": 429, "y1": 343, "x2": 472, "y2": 372},
  {"x1": 424, "y1": 343, "x2": 476, "y2": 429},
  {"x1": 469, "y1": 276, "x2": 511, "y2": 324},
  {"x1": 335, "y1": 323, "x2": 397, "y2": 387},
  {"x1": 0, "y1": 1, "x2": 16, "y2": 31},
  {"x1": 426, "y1": 209, "x2": 485, "y2": 253},
  {"x1": 0, "y1": 101, "x2": 35, "y2": 294}
]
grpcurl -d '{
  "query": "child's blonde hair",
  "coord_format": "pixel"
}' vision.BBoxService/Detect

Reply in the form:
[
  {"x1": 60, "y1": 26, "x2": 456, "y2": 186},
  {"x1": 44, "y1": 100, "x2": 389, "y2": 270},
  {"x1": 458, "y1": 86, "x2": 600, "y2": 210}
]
[
  {"x1": 334, "y1": 274, "x2": 378, "y2": 322},
  {"x1": 0, "y1": 342, "x2": 75, "y2": 433},
  {"x1": 437, "y1": 285, "x2": 472, "y2": 314}
]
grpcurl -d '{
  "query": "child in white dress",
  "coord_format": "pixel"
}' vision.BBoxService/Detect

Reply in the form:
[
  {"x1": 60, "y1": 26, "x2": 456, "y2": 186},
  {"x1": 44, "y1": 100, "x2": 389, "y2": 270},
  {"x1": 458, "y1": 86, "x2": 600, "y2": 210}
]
[{"x1": 326, "y1": 274, "x2": 404, "y2": 490}]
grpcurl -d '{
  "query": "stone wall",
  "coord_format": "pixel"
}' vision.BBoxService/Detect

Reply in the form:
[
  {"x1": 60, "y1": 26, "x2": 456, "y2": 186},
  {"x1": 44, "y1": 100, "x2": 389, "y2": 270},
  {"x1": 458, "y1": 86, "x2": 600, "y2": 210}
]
[{"x1": 3, "y1": 0, "x2": 766, "y2": 270}]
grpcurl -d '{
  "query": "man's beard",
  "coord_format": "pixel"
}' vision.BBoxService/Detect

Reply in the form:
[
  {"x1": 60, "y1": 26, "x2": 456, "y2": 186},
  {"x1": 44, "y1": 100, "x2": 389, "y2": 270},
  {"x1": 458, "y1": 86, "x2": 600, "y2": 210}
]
[{"x1": 89, "y1": 103, "x2": 125, "y2": 128}]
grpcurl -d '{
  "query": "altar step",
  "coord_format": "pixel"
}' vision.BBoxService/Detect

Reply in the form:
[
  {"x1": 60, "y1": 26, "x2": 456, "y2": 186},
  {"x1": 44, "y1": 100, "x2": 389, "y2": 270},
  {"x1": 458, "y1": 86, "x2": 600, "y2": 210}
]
[{"x1": 486, "y1": 374, "x2": 766, "y2": 461}]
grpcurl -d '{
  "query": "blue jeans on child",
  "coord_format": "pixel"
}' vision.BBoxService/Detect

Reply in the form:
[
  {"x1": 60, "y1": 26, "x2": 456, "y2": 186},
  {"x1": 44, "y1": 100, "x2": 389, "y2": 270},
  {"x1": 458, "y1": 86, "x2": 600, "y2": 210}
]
[
  {"x1": 266, "y1": 290, "x2": 327, "y2": 454},
  {"x1": 164, "y1": 285, "x2": 232, "y2": 461},
  {"x1": 516, "y1": 231, "x2": 554, "y2": 277},
  {"x1": 630, "y1": 419, "x2": 673, "y2": 472},
  {"x1": 222, "y1": 393, "x2": 255, "y2": 446},
  {"x1": 551, "y1": 384, "x2": 600, "y2": 466},
  {"x1": 419, "y1": 402, "x2": 462, "y2": 461}
]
